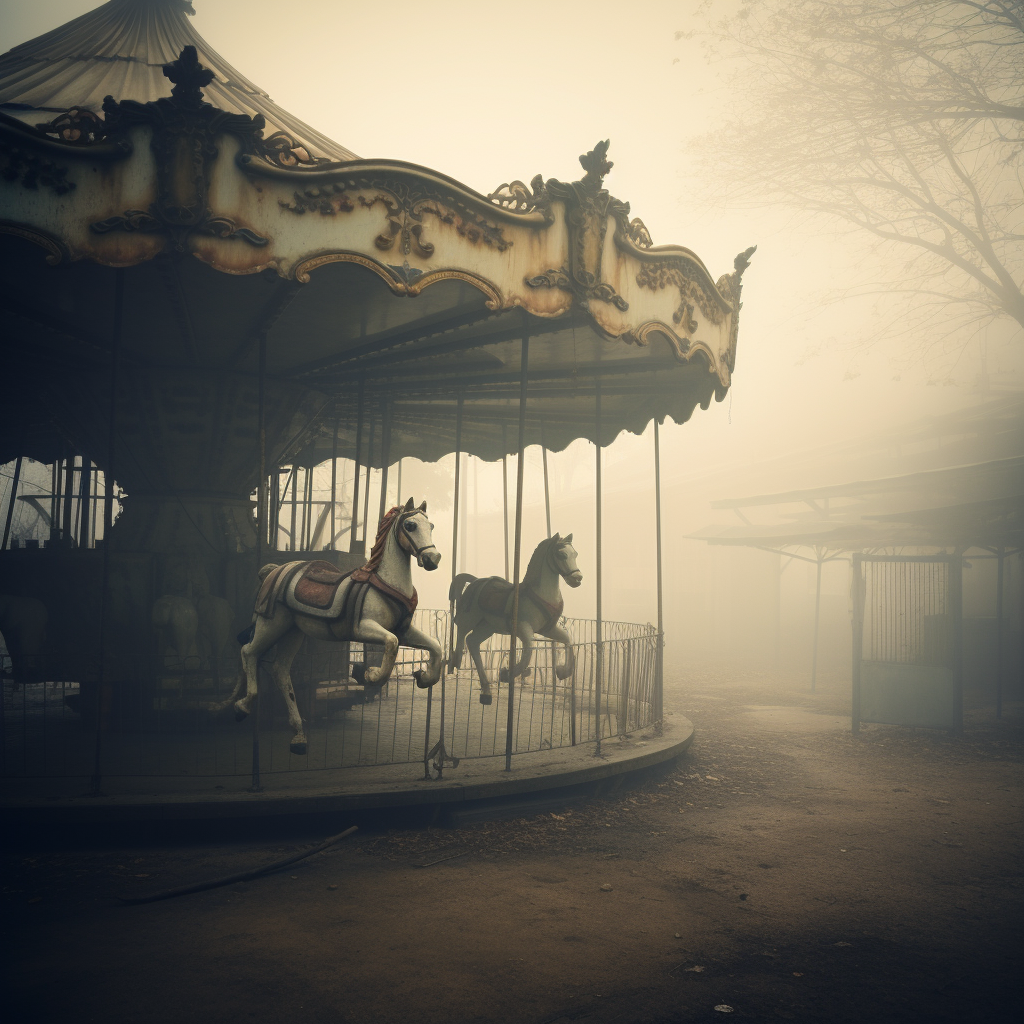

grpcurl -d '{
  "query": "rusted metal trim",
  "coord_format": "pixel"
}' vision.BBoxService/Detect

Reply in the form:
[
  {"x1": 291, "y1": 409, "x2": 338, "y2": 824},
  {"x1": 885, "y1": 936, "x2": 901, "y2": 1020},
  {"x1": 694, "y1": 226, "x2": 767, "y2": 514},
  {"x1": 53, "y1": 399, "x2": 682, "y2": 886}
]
[{"x1": 0, "y1": 220, "x2": 70, "y2": 266}]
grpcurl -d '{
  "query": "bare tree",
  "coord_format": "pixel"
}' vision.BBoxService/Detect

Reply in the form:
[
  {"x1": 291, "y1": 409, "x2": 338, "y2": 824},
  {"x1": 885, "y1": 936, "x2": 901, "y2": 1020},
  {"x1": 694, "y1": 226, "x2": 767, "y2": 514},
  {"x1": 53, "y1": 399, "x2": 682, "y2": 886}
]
[{"x1": 687, "y1": 0, "x2": 1023, "y2": 331}]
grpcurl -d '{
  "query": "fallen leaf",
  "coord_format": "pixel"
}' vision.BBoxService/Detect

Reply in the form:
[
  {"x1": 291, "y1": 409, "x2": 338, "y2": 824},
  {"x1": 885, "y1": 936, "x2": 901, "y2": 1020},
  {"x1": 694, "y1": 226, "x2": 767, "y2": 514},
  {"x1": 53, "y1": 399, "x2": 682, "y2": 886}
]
[
  {"x1": 714, "y1": 1005, "x2": 734, "y2": 1013},
  {"x1": 685, "y1": 965, "x2": 705, "y2": 973},
  {"x1": 600, "y1": 884, "x2": 613, "y2": 891}
]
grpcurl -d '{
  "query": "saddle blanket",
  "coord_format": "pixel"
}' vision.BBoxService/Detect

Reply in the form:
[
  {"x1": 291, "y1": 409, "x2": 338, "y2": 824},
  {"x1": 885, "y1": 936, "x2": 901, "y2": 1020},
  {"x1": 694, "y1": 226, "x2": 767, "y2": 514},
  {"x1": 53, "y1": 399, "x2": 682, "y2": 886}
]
[{"x1": 256, "y1": 560, "x2": 351, "y2": 620}]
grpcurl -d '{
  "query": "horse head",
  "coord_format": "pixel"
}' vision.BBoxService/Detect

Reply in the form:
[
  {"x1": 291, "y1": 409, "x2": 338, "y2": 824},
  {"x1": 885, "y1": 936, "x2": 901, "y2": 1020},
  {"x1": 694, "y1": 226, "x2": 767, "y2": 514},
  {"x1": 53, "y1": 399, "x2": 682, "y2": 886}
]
[
  {"x1": 549, "y1": 532, "x2": 583, "y2": 588},
  {"x1": 396, "y1": 497, "x2": 441, "y2": 571}
]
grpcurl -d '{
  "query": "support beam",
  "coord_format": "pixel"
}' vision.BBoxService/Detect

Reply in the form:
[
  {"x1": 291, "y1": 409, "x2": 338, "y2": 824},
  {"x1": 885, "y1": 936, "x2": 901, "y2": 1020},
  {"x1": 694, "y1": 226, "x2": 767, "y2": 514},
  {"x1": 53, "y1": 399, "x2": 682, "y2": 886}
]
[
  {"x1": 2, "y1": 455, "x2": 22, "y2": 551},
  {"x1": 505, "y1": 331, "x2": 530, "y2": 772},
  {"x1": 542, "y1": 429, "x2": 551, "y2": 539},
  {"x1": 811, "y1": 551, "x2": 823, "y2": 692},
  {"x1": 91, "y1": 268, "x2": 122, "y2": 796},
  {"x1": 654, "y1": 419, "x2": 664, "y2": 725},
  {"x1": 349, "y1": 382, "x2": 364, "y2": 554},
  {"x1": 329, "y1": 405, "x2": 338, "y2": 551},
  {"x1": 251, "y1": 331, "x2": 267, "y2": 793},
  {"x1": 377, "y1": 398, "x2": 392, "y2": 527},
  {"x1": 996, "y1": 546, "x2": 1005, "y2": 719},
  {"x1": 595, "y1": 384, "x2": 603, "y2": 756}
]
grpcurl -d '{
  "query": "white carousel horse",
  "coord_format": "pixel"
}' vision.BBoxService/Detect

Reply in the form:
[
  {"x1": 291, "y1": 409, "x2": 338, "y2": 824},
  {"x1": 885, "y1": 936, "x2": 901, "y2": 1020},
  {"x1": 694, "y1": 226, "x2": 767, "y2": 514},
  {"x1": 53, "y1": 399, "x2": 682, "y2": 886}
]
[
  {"x1": 448, "y1": 533, "x2": 582, "y2": 705},
  {"x1": 223, "y1": 498, "x2": 443, "y2": 754}
]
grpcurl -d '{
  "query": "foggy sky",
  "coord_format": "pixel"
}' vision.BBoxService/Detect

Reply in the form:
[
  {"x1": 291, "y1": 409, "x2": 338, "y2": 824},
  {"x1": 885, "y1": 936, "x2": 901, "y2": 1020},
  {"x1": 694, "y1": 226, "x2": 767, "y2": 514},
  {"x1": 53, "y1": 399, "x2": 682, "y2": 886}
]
[{"x1": 2, "y1": 0, "x2": 1021, "y2": 622}]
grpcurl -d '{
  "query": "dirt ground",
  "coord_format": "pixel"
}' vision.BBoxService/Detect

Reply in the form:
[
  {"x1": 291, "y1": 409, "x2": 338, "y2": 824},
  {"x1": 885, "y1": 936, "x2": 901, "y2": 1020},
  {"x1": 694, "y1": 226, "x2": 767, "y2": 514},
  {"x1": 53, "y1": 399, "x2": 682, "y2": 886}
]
[{"x1": 3, "y1": 669, "x2": 1021, "y2": 1024}]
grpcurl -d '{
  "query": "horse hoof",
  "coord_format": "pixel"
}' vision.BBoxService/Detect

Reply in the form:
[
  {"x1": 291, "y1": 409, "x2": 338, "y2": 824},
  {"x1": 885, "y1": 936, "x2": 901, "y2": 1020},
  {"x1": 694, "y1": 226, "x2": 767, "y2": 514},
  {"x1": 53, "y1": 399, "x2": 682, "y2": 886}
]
[
  {"x1": 234, "y1": 707, "x2": 248, "y2": 722},
  {"x1": 413, "y1": 670, "x2": 434, "y2": 689},
  {"x1": 290, "y1": 741, "x2": 307, "y2": 756},
  {"x1": 479, "y1": 694, "x2": 492, "y2": 705},
  {"x1": 351, "y1": 663, "x2": 366, "y2": 685}
]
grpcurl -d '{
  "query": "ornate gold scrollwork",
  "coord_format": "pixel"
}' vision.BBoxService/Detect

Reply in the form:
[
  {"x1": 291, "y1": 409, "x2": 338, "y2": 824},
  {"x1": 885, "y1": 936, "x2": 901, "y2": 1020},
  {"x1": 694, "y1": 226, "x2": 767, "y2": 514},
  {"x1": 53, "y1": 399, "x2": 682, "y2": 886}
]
[
  {"x1": 279, "y1": 174, "x2": 513, "y2": 257},
  {"x1": 635, "y1": 260, "x2": 729, "y2": 332},
  {"x1": 34, "y1": 107, "x2": 109, "y2": 146},
  {"x1": 487, "y1": 174, "x2": 553, "y2": 223}
]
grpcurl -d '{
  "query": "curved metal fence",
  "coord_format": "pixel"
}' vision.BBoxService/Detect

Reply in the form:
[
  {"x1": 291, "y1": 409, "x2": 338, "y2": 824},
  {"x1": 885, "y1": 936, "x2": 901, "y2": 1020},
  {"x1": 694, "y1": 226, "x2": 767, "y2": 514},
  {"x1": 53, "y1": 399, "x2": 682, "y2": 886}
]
[{"x1": 1, "y1": 610, "x2": 662, "y2": 795}]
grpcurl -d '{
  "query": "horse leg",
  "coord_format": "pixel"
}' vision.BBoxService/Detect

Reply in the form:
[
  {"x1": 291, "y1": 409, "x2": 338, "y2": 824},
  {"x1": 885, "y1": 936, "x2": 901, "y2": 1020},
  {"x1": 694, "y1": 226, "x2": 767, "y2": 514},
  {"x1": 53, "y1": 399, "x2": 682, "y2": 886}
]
[
  {"x1": 270, "y1": 628, "x2": 308, "y2": 755},
  {"x1": 500, "y1": 623, "x2": 534, "y2": 682},
  {"x1": 466, "y1": 628, "x2": 494, "y2": 704},
  {"x1": 400, "y1": 623, "x2": 444, "y2": 688},
  {"x1": 236, "y1": 609, "x2": 293, "y2": 719},
  {"x1": 544, "y1": 623, "x2": 576, "y2": 679},
  {"x1": 448, "y1": 620, "x2": 468, "y2": 673},
  {"x1": 352, "y1": 619, "x2": 399, "y2": 685}
]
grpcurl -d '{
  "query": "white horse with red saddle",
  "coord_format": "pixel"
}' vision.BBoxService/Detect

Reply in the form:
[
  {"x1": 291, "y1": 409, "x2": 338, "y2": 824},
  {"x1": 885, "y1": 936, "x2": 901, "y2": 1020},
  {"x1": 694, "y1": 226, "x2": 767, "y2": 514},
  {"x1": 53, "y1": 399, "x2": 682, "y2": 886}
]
[{"x1": 224, "y1": 498, "x2": 442, "y2": 754}]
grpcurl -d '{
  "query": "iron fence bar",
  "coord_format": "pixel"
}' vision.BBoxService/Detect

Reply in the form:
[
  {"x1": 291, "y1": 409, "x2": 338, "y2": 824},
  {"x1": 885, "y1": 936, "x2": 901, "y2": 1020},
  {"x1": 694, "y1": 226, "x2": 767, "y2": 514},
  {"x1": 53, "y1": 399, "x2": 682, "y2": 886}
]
[{"x1": 505, "y1": 328, "x2": 529, "y2": 771}]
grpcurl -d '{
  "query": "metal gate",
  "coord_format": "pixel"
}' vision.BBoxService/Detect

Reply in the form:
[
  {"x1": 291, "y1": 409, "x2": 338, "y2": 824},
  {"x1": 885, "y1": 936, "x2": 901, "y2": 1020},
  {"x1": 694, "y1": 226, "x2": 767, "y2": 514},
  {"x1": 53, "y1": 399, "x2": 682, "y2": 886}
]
[{"x1": 852, "y1": 554, "x2": 963, "y2": 734}]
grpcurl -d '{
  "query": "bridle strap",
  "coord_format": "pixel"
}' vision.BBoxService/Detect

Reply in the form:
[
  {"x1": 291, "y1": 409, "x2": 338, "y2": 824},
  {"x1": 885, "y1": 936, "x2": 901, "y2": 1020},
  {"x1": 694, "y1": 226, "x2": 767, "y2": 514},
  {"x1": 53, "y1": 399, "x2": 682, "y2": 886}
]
[{"x1": 395, "y1": 511, "x2": 439, "y2": 559}]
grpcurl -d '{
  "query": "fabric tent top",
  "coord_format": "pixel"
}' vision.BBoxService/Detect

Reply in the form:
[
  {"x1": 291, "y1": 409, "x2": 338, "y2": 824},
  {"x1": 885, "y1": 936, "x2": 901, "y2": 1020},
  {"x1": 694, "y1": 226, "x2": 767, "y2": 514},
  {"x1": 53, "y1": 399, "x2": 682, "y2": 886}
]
[{"x1": 0, "y1": 0, "x2": 357, "y2": 163}]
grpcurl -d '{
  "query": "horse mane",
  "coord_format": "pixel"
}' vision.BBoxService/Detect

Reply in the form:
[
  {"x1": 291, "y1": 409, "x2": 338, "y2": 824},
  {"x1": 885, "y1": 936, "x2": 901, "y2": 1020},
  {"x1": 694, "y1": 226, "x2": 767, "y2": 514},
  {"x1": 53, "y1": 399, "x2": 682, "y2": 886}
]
[
  {"x1": 523, "y1": 536, "x2": 555, "y2": 584},
  {"x1": 360, "y1": 506, "x2": 402, "y2": 574}
]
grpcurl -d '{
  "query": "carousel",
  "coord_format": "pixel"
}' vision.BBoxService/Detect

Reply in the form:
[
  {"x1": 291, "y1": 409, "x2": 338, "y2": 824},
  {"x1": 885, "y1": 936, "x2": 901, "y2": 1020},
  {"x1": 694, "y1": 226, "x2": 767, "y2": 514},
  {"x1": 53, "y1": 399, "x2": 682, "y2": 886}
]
[{"x1": 0, "y1": 0, "x2": 752, "y2": 814}]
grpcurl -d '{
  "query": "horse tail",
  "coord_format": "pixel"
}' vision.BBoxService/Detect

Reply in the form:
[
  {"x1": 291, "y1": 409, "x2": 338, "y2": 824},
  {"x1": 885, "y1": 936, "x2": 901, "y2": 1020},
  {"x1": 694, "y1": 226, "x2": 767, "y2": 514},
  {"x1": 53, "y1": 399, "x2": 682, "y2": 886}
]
[{"x1": 449, "y1": 573, "x2": 477, "y2": 603}]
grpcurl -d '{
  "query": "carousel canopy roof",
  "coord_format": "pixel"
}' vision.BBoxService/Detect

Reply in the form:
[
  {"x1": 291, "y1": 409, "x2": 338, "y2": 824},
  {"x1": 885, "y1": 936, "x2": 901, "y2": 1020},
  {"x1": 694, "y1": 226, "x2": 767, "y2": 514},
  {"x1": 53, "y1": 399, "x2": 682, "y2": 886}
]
[
  {"x1": 0, "y1": 0, "x2": 356, "y2": 163},
  {"x1": 0, "y1": 1, "x2": 753, "y2": 479}
]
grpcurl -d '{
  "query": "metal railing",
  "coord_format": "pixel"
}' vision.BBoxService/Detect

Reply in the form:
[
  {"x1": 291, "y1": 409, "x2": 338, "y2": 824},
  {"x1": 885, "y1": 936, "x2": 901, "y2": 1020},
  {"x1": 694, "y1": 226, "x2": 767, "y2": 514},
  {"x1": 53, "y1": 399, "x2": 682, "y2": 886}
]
[{"x1": 1, "y1": 611, "x2": 662, "y2": 794}]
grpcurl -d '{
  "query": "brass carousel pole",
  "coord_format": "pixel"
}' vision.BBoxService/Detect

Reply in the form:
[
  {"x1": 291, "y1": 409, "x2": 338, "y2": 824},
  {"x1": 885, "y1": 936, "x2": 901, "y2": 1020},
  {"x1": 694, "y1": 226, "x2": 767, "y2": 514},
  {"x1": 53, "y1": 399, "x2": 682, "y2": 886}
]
[
  {"x1": 377, "y1": 397, "x2": 392, "y2": 526},
  {"x1": 505, "y1": 326, "x2": 529, "y2": 772},
  {"x1": 541, "y1": 424, "x2": 551, "y2": 540}
]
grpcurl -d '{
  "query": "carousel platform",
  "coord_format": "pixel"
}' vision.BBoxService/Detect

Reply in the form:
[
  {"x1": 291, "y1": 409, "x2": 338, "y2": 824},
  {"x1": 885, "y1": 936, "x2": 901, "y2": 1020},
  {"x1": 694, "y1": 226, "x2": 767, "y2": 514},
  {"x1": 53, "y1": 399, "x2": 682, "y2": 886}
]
[{"x1": 0, "y1": 716, "x2": 694, "y2": 825}]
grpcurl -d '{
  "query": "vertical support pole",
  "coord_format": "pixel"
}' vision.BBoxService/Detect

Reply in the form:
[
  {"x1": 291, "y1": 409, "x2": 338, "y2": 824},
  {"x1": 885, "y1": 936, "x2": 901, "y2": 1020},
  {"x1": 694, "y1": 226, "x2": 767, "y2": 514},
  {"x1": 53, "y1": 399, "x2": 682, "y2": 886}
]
[
  {"x1": 996, "y1": 546, "x2": 1004, "y2": 720},
  {"x1": 448, "y1": 394, "x2": 464, "y2": 678},
  {"x1": 377, "y1": 398, "x2": 392, "y2": 526},
  {"x1": 91, "y1": 268, "x2": 123, "y2": 796},
  {"x1": 362, "y1": 409, "x2": 375, "y2": 545},
  {"x1": 350, "y1": 381, "x2": 364, "y2": 554},
  {"x1": 250, "y1": 331, "x2": 267, "y2": 793},
  {"x1": 50, "y1": 460, "x2": 59, "y2": 545},
  {"x1": 329, "y1": 406, "x2": 339, "y2": 551},
  {"x1": 62, "y1": 454, "x2": 74, "y2": 544},
  {"x1": 595, "y1": 384, "x2": 603, "y2": 755},
  {"x1": 270, "y1": 468, "x2": 280, "y2": 552},
  {"x1": 541, "y1": 428, "x2": 552, "y2": 539},
  {"x1": 951, "y1": 552, "x2": 964, "y2": 736},
  {"x1": 2, "y1": 455, "x2": 22, "y2": 551},
  {"x1": 505, "y1": 330, "x2": 530, "y2": 772},
  {"x1": 653, "y1": 419, "x2": 664, "y2": 727},
  {"x1": 432, "y1": 392, "x2": 463, "y2": 779},
  {"x1": 501, "y1": 429, "x2": 510, "y2": 579},
  {"x1": 289, "y1": 464, "x2": 298, "y2": 552},
  {"x1": 396, "y1": 459, "x2": 403, "y2": 507},
  {"x1": 78, "y1": 462, "x2": 91, "y2": 548},
  {"x1": 851, "y1": 553, "x2": 863, "y2": 735},
  {"x1": 811, "y1": 550, "x2": 823, "y2": 692}
]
